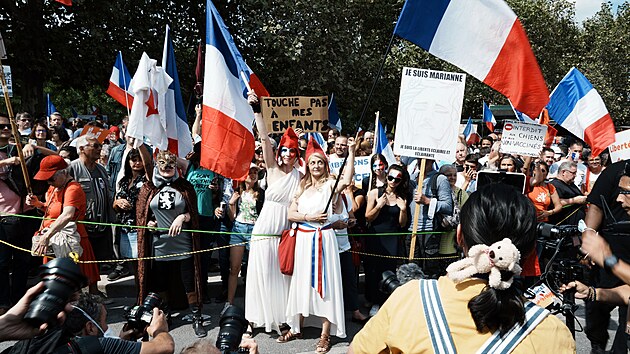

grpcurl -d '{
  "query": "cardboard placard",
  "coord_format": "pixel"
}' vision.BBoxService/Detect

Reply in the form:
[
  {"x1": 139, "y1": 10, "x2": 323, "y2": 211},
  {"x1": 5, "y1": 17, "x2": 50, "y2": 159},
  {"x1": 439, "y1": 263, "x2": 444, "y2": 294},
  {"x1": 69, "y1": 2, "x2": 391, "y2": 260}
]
[
  {"x1": 329, "y1": 155, "x2": 371, "y2": 186},
  {"x1": 609, "y1": 129, "x2": 630, "y2": 162},
  {"x1": 261, "y1": 96, "x2": 329, "y2": 133},
  {"x1": 80, "y1": 126, "x2": 109, "y2": 143},
  {"x1": 500, "y1": 120, "x2": 547, "y2": 157},
  {"x1": 0, "y1": 66, "x2": 12, "y2": 98},
  {"x1": 393, "y1": 68, "x2": 466, "y2": 161}
]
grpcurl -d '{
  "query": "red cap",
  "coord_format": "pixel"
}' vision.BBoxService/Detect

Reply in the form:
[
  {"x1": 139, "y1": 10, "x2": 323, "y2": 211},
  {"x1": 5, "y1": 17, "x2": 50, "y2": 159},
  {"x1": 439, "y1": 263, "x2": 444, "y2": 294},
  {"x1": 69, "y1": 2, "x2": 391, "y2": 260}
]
[
  {"x1": 276, "y1": 127, "x2": 299, "y2": 159},
  {"x1": 34, "y1": 155, "x2": 68, "y2": 180},
  {"x1": 306, "y1": 136, "x2": 327, "y2": 164},
  {"x1": 109, "y1": 126, "x2": 120, "y2": 139}
]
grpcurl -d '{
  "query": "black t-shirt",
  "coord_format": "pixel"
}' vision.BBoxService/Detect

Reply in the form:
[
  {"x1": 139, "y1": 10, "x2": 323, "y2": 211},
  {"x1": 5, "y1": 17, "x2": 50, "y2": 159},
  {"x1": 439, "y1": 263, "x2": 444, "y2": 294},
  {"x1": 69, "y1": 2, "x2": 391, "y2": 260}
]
[
  {"x1": 586, "y1": 161, "x2": 630, "y2": 287},
  {"x1": 98, "y1": 337, "x2": 142, "y2": 354},
  {"x1": 549, "y1": 179, "x2": 585, "y2": 226}
]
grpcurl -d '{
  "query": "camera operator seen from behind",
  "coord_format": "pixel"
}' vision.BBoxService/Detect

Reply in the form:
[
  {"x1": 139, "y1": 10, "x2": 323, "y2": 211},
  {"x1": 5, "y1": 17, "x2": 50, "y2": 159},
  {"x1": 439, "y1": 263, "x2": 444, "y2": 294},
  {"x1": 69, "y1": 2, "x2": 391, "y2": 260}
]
[{"x1": 349, "y1": 184, "x2": 575, "y2": 353}]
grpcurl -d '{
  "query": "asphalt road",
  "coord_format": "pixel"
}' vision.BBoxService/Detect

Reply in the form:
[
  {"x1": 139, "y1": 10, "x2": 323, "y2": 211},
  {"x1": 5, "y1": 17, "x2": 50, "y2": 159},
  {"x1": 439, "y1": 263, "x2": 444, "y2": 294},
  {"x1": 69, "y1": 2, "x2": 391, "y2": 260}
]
[{"x1": 0, "y1": 274, "x2": 619, "y2": 353}]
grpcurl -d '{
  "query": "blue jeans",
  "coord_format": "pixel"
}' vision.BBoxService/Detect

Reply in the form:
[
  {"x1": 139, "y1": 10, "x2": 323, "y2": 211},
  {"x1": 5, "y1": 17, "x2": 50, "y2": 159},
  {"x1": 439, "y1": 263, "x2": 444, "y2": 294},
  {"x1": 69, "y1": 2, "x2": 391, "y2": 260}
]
[{"x1": 119, "y1": 228, "x2": 138, "y2": 259}]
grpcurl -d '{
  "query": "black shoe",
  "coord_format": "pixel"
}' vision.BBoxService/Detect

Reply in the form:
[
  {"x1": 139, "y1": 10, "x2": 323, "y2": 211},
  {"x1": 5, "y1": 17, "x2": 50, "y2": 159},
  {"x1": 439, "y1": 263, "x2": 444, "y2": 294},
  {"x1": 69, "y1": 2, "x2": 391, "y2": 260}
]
[
  {"x1": 191, "y1": 308, "x2": 207, "y2": 338},
  {"x1": 214, "y1": 290, "x2": 227, "y2": 303},
  {"x1": 107, "y1": 267, "x2": 130, "y2": 281}
]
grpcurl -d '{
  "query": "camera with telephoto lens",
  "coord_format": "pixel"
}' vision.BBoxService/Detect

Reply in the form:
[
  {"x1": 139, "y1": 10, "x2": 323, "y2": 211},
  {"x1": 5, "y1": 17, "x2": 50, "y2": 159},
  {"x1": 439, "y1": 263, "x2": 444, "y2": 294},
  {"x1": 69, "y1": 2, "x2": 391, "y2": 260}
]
[
  {"x1": 24, "y1": 258, "x2": 87, "y2": 327},
  {"x1": 123, "y1": 292, "x2": 162, "y2": 333},
  {"x1": 215, "y1": 305, "x2": 249, "y2": 354}
]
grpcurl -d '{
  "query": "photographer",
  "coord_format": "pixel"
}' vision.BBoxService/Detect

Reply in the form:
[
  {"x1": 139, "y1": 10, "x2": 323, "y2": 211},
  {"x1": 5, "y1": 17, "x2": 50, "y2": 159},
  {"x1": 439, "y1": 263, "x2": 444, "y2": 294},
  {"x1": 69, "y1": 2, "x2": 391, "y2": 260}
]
[
  {"x1": 60, "y1": 293, "x2": 173, "y2": 354},
  {"x1": 580, "y1": 160, "x2": 630, "y2": 353},
  {"x1": 349, "y1": 184, "x2": 574, "y2": 353}
]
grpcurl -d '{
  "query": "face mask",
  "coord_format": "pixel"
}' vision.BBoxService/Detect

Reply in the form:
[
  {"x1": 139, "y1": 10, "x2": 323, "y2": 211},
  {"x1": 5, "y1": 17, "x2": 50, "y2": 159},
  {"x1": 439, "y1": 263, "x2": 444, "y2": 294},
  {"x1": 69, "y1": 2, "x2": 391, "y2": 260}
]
[{"x1": 103, "y1": 327, "x2": 118, "y2": 338}]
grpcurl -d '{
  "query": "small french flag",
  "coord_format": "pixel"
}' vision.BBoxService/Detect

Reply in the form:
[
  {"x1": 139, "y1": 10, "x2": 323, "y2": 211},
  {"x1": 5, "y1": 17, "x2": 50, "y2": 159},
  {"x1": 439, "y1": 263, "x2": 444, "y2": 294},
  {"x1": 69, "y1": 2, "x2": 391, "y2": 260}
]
[
  {"x1": 547, "y1": 67, "x2": 615, "y2": 157},
  {"x1": 482, "y1": 102, "x2": 496, "y2": 132},
  {"x1": 106, "y1": 51, "x2": 134, "y2": 110},
  {"x1": 463, "y1": 117, "x2": 480, "y2": 145}
]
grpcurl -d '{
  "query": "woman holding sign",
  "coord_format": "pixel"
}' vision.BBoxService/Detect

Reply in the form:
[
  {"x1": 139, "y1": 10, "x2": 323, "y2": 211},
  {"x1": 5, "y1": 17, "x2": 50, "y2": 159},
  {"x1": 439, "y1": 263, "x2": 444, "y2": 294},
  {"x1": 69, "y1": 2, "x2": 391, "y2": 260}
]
[{"x1": 245, "y1": 91, "x2": 302, "y2": 336}]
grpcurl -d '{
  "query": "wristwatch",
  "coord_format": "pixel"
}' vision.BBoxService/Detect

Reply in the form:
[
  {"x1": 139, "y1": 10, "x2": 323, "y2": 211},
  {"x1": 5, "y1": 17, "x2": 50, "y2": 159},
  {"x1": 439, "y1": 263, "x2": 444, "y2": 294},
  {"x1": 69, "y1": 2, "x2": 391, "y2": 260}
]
[{"x1": 603, "y1": 254, "x2": 619, "y2": 273}]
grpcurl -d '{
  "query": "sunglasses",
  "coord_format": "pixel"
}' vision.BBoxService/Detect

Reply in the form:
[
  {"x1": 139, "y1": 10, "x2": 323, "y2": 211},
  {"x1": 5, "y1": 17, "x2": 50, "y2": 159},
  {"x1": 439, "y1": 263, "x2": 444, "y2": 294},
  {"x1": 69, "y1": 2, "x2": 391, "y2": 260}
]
[
  {"x1": 0, "y1": 124, "x2": 10, "y2": 130},
  {"x1": 619, "y1": 190, "x2": 630, "y2": 195},
  {"x1": 87, "y1": 143, "x2": 102, "y2": 149},
  {"x1": 387, "y1": 175, "x2": 402, "y2": 183},
  {"x1": 255, "y1": 149, "x2": 263, "y2": 154}
]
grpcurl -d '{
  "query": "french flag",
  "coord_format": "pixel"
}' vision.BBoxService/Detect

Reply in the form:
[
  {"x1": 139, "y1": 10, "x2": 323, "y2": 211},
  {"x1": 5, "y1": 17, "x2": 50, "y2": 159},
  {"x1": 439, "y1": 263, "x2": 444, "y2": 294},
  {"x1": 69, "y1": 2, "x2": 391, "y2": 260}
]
[
  {"x1": 202, "y1": 0, "x2": 268, "y2": 180},
  {"x1": 106, "y1": 51, "x2": 134, "y2": 110},
  {"x1": 482, "y1": 102, "x2": 496, "y2": 132},
  {"x1": 547, "y1": 67, "x2": 616, "y2": 157},
  {"x1": 375, "y1": 119, "x2": 396, "y2": 166},
  {"x1": 162, "y1": 25, "x2": 193, "y2": 157},
  {"x1": 463, "y1": 117, "x2": 480, "y2": 145},
  {"x1": 394, "y1": 0, "x2": 549, "y2": 119},
  {"x1": 328, "y1": 93, "x2": 342, "y2": 132}
]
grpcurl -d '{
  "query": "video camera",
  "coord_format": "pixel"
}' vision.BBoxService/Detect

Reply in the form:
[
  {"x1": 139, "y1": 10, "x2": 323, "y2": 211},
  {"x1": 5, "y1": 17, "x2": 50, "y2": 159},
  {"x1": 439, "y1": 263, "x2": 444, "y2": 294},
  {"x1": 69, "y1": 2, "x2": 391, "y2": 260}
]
[
  {"x1": 123, "y1": 292, "x2": 162, "y2": 334},
  {"x1": 215, "y1": 305, "x2": 249, "y2": 354}
]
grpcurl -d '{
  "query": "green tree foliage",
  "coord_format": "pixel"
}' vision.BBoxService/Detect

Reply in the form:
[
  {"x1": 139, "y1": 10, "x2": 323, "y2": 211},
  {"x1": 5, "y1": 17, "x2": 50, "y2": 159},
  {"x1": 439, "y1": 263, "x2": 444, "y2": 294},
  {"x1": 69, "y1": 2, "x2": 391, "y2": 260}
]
[{"x1": 0, "y1": 0, "x2": 628, "y2": 129}]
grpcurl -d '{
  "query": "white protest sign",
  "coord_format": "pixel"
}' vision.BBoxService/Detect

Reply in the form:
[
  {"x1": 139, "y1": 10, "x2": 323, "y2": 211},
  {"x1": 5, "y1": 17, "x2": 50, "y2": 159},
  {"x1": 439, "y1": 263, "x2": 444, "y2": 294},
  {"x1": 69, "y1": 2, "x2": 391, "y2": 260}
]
[
  {"x1": 609, "y1": 130, "x2": 630, "y2": 162},
  {"x1": 329, "y1": 155, "x2": 371, "y2": 185},
  {"x1": 499, "y1": 120, "x2": 547, "y2": 157},
  {"x1": 394, "y1": 67, "x2": 465, "y2": 161},
  {"x1": 0, "y1": 66, "x2": 12, "y2": 98}
]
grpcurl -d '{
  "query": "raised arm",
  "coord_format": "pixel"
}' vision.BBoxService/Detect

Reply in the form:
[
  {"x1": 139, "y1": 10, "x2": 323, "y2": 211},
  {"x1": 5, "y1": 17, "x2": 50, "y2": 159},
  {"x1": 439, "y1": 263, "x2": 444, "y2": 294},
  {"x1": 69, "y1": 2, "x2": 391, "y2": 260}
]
[
  {"x1": 336, "y1": 140, "x2": 356, "y2": 193},
  {"x1": 249, "y1": 91, "x2": 277, "y2": 170}
]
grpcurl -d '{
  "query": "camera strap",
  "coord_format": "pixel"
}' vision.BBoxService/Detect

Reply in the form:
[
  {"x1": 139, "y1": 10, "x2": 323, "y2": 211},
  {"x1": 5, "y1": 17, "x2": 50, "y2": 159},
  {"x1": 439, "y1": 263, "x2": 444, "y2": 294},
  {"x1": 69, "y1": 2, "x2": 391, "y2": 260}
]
[{"x1": 419, "y1": 279, "x2": 550, "y2": 354}]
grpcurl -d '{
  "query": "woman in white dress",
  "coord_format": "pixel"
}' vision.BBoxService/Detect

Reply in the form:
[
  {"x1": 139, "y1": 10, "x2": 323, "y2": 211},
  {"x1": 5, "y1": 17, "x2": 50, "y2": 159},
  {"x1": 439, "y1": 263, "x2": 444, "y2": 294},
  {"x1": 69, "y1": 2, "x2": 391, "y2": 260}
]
[
  {"x1": 244, "y1": 91, "x2": 302, "y2": 335},
  {"x1": 280, "y1": 137, "x2": 355, "y2": 353}
]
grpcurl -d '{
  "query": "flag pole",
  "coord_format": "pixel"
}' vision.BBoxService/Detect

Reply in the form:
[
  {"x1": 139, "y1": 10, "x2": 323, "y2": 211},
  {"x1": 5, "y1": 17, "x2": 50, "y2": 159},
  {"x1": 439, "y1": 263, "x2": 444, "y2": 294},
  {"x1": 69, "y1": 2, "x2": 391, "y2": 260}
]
[
  {"x1": 409, "y1": 158, "x2": 426, "y2": 260},
  {"x1": 120, "y1": 51, "x2": 131, "y2": 118},
  {"x1": 0, "y1": 57, "x2": 32, "y2": 195},
  {"x1": 323, "y1": 30, "x2": 398, "y2": 213}
]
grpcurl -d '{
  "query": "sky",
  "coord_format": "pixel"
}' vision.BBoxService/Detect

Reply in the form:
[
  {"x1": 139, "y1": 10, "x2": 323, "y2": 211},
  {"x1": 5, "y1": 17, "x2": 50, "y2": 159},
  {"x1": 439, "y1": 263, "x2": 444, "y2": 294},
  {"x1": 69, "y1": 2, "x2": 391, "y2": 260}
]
[{"x1": 573, "y1": 0, "x2": 626, "y2": 22}]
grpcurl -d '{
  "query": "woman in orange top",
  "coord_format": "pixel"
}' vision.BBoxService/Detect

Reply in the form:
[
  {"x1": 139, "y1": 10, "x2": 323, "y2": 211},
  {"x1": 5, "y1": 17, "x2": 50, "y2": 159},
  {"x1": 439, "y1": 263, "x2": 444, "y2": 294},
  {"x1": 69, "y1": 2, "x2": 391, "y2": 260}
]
[
  {"x1": 523, "y1": 161, "x2": 562, "y2": 279},
  {"x1": 26, "y1": 155, "x2": 100, "y2": 293}
]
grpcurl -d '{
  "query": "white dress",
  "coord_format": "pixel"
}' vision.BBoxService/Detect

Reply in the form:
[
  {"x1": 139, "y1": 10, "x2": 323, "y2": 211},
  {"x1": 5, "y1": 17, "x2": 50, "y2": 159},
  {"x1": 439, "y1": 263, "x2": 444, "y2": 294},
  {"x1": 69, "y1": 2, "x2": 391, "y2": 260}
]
[
  {"x1": 285, "y1": 180, "x2": 346, "y2": 338},
  {"x1": 245, "y1": 168, "x2": 301, "y2": 334}
]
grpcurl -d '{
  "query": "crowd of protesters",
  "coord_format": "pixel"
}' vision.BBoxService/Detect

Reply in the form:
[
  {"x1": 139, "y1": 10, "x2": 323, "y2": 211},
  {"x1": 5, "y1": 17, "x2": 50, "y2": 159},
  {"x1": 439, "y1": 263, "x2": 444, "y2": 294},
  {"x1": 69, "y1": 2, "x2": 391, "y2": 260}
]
[{"x1": 0, "y1": 100, "x2": 612, "y2": 352}]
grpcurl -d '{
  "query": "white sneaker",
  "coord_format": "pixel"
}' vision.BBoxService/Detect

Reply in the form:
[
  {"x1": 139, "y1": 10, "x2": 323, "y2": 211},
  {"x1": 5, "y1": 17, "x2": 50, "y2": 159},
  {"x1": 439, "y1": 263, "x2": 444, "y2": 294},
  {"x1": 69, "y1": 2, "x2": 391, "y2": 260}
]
[
  {"x1": 369, "y1": 304, "x2": 380, "y2": 317},
  {"x1": 220, "y1": 302, "x2": 231, "y2": 316}
]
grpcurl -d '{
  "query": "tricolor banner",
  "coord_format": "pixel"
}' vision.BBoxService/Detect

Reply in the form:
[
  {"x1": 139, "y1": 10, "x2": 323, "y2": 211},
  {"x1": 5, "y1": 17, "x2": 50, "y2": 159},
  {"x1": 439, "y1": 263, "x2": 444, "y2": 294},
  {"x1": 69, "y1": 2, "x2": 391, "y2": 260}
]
[
  {"x1": 482, "y1": 102, "x2": 496, "y2": 132},
  {"x1": 547, "y1": 67, "x2": 615, "y2": 157},
  {"x1": 162, "y1": 25, "x2": 193, "y2": 157},
  {"x1": 106, "y1": 51, "x2": 134, "y2": 110},
  {"x1": 202, "y1": 0, "x2": 269, "y2": 180},
  {"x1": 394, "y1": 0, "x2": 549, "y2": 118}
]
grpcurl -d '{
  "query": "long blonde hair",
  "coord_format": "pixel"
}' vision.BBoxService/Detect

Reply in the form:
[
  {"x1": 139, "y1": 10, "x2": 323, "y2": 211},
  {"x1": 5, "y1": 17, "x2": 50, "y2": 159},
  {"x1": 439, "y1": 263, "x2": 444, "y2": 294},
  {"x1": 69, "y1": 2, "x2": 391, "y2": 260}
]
[{"x1": 294, "y1": 154, "x2": 334, "y2": 199}]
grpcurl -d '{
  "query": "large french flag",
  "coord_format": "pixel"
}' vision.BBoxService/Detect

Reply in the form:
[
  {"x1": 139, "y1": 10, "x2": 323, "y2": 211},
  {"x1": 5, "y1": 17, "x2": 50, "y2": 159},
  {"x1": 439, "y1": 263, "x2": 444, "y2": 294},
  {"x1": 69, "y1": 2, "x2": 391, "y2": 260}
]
[
  {"x1": 482, "y1": 102, "x2": 496, "y2": 132},
  {"x1": 547, "y1": 67, "x2": 615, "y2": 157},
  {"x1": 394, "y1": 0, "x2": 549, "y2": 119},
  {"x1": 106, "y1": 51, "x2": 134, "y2": 110},
  {"x1": 162, "y1": 25, "x2": 193, "y2": 157},
  {"x1": 202, "y1": 0, "x2": 268, "y2": 180}
]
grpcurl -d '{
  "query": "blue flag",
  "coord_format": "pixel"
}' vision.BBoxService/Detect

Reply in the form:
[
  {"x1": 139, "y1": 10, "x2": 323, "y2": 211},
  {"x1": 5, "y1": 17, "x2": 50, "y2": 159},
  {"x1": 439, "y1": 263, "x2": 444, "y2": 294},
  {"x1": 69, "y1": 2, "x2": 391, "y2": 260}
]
[
  {"x1": 328, "y1": 93, "x2": 341, "y2": 131},
  {"x1": 46, "y1": 94, "x2": 57, "y2": 117}
]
